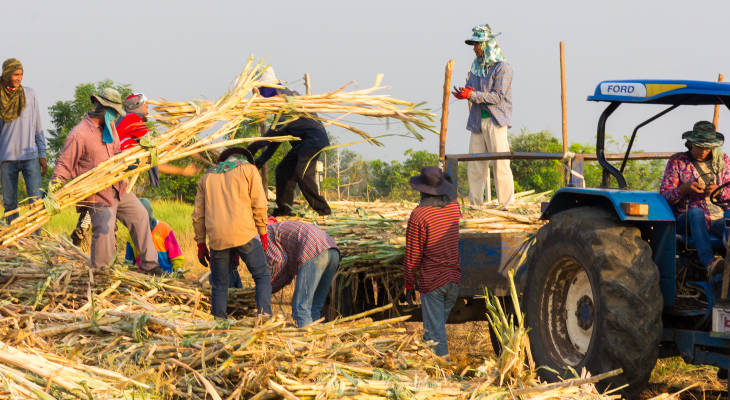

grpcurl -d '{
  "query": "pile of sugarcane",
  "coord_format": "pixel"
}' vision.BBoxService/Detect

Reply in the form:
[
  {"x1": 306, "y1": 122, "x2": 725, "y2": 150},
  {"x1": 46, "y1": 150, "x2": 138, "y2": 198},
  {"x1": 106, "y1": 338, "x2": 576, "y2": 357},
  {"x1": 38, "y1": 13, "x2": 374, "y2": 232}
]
[
  {"x1": 0, "y1": 57, "x2": 437, "y2": 248},
  {"x1": 0, "y1": 233, "x2": 686, "y2": 399},
  {"x1": 273, "y1": 193, "x2": 548, "y2": 317}
]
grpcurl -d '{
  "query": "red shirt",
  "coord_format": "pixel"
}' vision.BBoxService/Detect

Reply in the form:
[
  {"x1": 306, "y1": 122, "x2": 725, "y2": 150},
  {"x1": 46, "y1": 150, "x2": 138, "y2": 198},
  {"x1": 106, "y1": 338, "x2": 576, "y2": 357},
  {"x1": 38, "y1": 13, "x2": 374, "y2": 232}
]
[
  {"x1": 403, "y1": 200, "x2": 461, "y2": 293},
  {"x1": 116, "y1": 113, "x2": 149, "y2": 150}
]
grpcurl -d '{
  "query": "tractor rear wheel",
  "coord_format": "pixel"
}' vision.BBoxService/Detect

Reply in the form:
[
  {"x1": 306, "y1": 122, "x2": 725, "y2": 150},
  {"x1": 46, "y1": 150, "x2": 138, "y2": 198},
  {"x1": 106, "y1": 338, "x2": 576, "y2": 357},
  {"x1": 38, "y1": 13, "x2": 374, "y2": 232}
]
[{"x1": 524, "y1": 207, "x2": 662, "y2": 398}]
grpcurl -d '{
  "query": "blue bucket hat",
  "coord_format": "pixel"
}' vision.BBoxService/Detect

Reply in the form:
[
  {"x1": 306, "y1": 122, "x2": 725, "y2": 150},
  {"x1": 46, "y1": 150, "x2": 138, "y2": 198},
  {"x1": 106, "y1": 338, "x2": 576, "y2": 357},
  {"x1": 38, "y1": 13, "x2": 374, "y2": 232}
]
[{"x1": 465, "y1": 24, "x2": 500, "y2": 45}]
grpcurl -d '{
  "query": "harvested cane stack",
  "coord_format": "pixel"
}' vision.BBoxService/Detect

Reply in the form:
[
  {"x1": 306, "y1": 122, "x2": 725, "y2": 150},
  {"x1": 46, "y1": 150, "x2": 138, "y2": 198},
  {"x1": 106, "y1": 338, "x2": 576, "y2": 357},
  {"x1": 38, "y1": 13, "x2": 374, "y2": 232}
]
[
  {"x1": 0, "y1": 236, "x2": 682, "y2": 399},
  {"x1": 0, "y1": 57, "x2": 437, "y2": 247},
  {"x1": 276, "y1": 193, "x2": 549, "y2": 317}
]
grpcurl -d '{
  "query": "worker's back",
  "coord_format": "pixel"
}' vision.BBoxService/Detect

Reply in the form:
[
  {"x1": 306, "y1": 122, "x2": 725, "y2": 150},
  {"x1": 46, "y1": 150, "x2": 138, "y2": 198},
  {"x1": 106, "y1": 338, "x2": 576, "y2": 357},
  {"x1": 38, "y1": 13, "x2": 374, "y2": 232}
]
[{"x1": 192, "y1": 157, "x2": 268, "y2": 250}]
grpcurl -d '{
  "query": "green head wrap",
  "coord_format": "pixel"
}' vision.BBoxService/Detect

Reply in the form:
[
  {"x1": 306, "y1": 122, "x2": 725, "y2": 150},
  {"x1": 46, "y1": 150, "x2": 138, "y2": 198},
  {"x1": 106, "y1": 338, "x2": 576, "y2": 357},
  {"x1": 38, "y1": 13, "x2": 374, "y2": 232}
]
[
  {"x1": 1, "y1": 58, "x2": 23, "y2": 83},
  {"x1": 0, "y1": 58, "x2": 25, "y2": 122}
]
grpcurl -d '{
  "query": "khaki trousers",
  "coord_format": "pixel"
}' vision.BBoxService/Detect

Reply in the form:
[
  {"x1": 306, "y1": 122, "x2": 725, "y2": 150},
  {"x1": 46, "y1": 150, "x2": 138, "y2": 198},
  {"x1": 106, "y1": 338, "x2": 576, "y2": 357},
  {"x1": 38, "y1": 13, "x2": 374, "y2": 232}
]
[
  {"x1": 89, "y1": 191, "x2": 158, "y2": 270},
  {"x1": 467, "y1": 118, "x2": 515, "y2": 206}
]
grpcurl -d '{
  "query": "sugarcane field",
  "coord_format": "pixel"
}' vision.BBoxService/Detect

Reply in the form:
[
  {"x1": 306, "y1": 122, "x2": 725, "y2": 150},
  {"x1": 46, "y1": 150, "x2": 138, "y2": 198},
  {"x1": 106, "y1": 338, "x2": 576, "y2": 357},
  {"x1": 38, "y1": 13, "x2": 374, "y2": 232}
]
[{"x1": 3, "y1": 2, "x2": 730, "y2": 399}]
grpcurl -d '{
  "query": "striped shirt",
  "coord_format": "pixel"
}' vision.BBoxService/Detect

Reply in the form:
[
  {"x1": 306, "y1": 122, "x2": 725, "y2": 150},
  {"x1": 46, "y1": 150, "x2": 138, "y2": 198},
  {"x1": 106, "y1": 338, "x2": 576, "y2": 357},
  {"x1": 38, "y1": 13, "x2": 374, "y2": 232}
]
[
  {"x1": 403, "y1": 200, "x2": 461, "y2": 293},
  {"x1": 465, "y1": 61, "x2": 513, "y2": 129},
  {"x1": 266, "y1": 221, "x2": 338, "y2": 293}
]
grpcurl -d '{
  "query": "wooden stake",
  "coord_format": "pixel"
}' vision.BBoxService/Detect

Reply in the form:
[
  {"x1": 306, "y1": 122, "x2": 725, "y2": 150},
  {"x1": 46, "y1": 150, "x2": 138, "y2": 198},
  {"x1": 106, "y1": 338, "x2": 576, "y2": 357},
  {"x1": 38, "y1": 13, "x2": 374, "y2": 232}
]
[
  {"x1": 560, "y1": 42, "x2": 568, "y2": 153},
  {"x1": 259, "y1": 121, "x2": 269, "y2": 198},
  {"x1": 439, "y1": 60, "x2": 454, "y2": 169},
  {"x1": 304, "y1": 72, "x2": 311, "y2": 96},
  {"x1": 714, "y1": 73, "x2": 724, "y2": 128}
]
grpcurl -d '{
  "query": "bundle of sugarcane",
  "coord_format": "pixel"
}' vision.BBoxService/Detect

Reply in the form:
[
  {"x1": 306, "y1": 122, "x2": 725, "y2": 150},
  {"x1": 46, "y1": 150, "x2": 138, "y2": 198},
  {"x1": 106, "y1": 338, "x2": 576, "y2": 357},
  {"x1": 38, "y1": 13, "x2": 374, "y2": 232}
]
[
  {"x1": 0, "y1": 57, "x2": 298, "y2": 247},
  {"x1": 0, "y1": 57, "x2": 436, "y2": 248},
  {"x1": 148, "y1": 73, "x2": 437, "y2": 145},
  {"x1": 0, "y1": 340, "x2": 150, "y2": 399}
]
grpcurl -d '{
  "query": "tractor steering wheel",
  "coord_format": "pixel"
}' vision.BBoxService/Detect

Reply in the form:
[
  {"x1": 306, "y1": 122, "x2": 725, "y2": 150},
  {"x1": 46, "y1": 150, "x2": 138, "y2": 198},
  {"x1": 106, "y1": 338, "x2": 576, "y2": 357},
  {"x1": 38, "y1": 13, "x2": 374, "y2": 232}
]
[{"x1": 710, "y1": 181, "x2": 730, "y2": 206}]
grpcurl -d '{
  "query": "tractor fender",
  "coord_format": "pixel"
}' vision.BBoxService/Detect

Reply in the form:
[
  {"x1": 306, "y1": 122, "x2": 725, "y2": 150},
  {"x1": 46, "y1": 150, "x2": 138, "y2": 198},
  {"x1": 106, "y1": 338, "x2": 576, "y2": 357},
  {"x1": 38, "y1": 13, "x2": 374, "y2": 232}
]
[{"x1": 540, "y1": 187, "x2": 675, "y2": 222}]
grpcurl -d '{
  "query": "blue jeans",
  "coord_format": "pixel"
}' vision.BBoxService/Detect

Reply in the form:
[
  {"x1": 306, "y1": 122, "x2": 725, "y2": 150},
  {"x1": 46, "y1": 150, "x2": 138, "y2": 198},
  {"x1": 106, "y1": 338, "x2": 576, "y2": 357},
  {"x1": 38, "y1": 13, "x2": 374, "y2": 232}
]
[
  {"x1": 291, "y1": 248, "x2": 339, "y2": 327},
  {"x1": 210, "y1": 238, "x2": 272, "y2": 318},
  {"x1": 421, "y1": 282, "x2": 459, "y2": 357},
  {"x1": 677, "y1": 208, "x2": 730, "y2": 267},
  {"x1": 1, "y1": 159, "x2": 42, "y2": 224}
]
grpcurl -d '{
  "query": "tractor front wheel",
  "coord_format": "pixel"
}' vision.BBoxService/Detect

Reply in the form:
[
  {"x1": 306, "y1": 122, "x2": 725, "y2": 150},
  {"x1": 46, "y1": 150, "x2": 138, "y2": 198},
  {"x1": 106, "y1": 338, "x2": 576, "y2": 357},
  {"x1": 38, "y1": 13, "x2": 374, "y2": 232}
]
[{"x1": 524, "y1": 207, "x2": 662, "y2": 398}]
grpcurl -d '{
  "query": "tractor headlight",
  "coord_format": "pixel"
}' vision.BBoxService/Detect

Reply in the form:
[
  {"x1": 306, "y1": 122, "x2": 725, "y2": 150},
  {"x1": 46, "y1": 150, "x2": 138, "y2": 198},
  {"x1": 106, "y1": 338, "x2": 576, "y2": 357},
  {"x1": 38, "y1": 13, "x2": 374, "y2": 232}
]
[{"x1": 620, "y1": 202, "x2": 649, "y2": 217}]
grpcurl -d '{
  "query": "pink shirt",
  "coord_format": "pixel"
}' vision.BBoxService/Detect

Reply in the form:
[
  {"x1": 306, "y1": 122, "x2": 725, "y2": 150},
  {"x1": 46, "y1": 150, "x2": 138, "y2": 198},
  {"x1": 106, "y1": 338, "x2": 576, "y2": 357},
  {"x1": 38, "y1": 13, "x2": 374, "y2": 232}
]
[{"x1": 52, "y1": 115, "x2": 126, "y2": 207}]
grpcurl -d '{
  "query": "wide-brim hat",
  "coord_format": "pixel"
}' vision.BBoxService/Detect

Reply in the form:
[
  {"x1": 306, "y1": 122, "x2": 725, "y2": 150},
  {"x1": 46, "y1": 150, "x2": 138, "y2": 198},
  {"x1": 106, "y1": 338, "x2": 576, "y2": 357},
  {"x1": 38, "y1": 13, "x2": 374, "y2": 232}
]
[
  {"x1": 90, "y1": 88, "x2": 126, "y2": 117},
  {"x1": 409, "y1": 166, "x2": 453, "y2": 196},
  {"x1": 465, "y1": 24, "x2": 500, "y2": 45},
  {"x1": 682, "y1": 121, "x2": 724, "y2": 148}
]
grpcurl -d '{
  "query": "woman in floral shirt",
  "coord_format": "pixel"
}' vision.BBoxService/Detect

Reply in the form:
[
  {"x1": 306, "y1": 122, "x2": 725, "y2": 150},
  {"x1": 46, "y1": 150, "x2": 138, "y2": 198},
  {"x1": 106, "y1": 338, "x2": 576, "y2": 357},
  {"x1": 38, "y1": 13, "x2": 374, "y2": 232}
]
[{"x1": 660, "y1": 121, "x2": 730, "y2": 275}]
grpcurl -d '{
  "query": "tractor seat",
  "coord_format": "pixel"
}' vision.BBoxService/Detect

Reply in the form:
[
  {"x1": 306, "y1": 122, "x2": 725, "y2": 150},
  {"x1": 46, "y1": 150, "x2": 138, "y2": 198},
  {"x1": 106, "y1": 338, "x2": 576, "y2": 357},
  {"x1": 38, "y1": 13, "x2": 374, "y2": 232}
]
[{"x1": 676, "y1": 233, "x2": 725, "y2": 250}]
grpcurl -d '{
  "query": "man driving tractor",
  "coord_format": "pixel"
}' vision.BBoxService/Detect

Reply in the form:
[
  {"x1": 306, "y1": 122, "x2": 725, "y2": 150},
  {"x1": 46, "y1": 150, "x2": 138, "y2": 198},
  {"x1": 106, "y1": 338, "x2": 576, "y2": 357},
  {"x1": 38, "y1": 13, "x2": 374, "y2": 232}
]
[{"x1": 660, "y1": 120, "x2": 730, "y2": 277}]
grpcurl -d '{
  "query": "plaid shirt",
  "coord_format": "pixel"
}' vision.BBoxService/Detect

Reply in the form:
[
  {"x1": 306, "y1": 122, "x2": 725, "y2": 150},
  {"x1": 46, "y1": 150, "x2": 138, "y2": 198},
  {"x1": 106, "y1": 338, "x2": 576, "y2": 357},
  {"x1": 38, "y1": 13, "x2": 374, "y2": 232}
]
[
  {"x1": 465, "y1": 61, "x2": 513, "y2": 130},
  {"x1": 266, "y1": 221, "x2": 338, "y2": 293}
]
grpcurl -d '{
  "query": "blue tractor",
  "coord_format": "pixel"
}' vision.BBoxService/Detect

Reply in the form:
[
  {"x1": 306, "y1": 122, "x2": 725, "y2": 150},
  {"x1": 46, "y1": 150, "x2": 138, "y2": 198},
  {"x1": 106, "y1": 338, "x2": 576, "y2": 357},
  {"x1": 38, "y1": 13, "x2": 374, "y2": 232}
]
[{"x1": 518, "y1": 80, "x2": 730, "y2": 396}]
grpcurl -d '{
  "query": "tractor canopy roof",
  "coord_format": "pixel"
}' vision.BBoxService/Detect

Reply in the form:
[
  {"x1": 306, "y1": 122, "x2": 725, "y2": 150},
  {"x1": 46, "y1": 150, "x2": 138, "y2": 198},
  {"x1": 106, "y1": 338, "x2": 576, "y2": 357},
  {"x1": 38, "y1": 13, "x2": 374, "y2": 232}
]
[{"x1": 587, "y1": 80, "x2": 730, "y2": 105}]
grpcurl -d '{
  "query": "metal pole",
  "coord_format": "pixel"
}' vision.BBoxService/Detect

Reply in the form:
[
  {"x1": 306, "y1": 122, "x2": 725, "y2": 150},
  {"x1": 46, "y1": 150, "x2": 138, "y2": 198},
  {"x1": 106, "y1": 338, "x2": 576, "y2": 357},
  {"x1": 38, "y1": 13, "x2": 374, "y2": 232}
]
[
  {"x1": 560, "y1": 41, "x2": 568, "y2": 153},
  {"x1": 439, "y1": 60, "x2": 454, "y2": 170},
  {"x1": 715, "y1": 73, "x2": 724, "y2": 128}
]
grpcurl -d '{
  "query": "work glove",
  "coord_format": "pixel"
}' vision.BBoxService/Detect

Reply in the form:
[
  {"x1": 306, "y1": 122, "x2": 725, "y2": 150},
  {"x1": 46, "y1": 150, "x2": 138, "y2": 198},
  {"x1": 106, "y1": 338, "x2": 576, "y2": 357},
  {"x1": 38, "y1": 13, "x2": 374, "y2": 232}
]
[
  {"x1": 197, "y1": 243, "x2": 210, "y2": 267},
  {"x1": 260, "y1": 233, "x2": 269, "y2": 251},
  {"x1": 405, "y1": 289, "x2": 416, "y2": 307},
  {"x1": 452, "y1": 86, "x2": 474, "y2": 100}
]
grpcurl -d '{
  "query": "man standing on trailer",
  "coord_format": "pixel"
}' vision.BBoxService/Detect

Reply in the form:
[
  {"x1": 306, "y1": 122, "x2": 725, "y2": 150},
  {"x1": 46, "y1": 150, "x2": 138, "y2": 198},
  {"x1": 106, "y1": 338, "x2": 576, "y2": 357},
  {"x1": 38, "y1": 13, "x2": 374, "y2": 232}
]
[
  {"x1": 453, "y1": 24, "x2": 514, "y2": 208},
  {"x1": 404, "y1": 166, "x2": 461, "y2": 360}
]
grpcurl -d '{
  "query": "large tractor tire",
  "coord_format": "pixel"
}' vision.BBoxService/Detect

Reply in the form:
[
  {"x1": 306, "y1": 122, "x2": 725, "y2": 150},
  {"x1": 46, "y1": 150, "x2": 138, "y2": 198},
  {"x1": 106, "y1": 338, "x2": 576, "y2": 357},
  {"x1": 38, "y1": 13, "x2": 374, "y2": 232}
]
[{"x1": 524, "y1": 207, "x2": 662, "y2": 398}]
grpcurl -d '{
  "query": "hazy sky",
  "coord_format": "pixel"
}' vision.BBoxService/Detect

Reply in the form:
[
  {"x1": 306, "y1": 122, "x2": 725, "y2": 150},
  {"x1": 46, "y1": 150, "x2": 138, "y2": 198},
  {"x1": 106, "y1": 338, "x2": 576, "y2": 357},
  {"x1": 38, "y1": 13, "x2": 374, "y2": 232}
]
[{"x1": 4, "y1": 0, "x2": 729, "y2": 161}]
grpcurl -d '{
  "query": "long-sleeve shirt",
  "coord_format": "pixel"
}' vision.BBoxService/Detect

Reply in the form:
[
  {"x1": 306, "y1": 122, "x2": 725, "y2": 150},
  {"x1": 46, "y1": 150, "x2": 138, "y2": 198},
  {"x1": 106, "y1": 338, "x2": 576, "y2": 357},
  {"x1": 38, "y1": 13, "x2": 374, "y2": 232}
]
[
  {"x1": 192, "y1": 159, "x2": 268, "y2": 250},
  {"x1": 247, "y1": 89, "x2": 329, "y2": 164},
  {"x1": 51, "y1": 115, "x2": 126, "y2": 207},
  {"x1": 0, "y1": 86, "x2": 47, "y2": 161},
  {"x1": 248, "y1": 117, "x2": 330, "y2": 165},
  {"x1": 265, "y1": 221, "x2": 338, "y2": 293},
  {"x1": 403, "y1": 200, "x2": 461, "y2": 293},
  {"x1": 660, "y1": 151, "x2": 730, "y2": 228},
  {"x1": 125, "y1": 220, "x2": 184, "y2": 273},
  {"x1": 465, "y1": 62, "x2": 513, "y2": 130}
]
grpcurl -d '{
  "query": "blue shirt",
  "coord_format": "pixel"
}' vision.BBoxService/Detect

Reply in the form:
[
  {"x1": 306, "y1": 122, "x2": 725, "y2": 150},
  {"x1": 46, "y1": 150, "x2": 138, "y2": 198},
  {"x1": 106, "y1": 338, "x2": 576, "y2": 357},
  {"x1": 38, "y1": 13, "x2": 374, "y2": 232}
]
[
  {"x1": 465, "y1": 62, "x2": 513, "y2": 130},
  {"x1": 0, "y1": 86, "x2": 47, "y2": 161}
]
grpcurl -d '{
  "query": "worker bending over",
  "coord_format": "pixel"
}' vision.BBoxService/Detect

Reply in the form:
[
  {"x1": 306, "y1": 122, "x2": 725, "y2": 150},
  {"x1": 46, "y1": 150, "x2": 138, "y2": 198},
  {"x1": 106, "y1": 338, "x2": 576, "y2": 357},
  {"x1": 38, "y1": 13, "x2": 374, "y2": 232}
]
[
  {"x1": 125, "y1": 198, "x2": 184, "y2": 274},
  {"x1": 247, "y1": 67, "x2": 332, "y2": 217}
]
